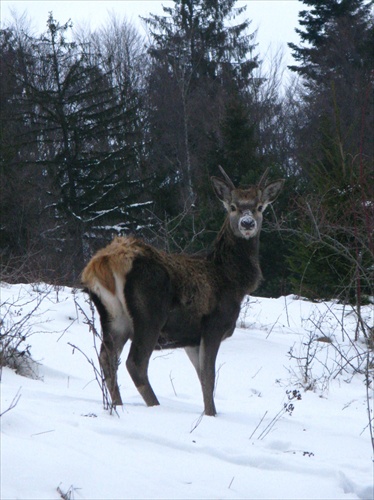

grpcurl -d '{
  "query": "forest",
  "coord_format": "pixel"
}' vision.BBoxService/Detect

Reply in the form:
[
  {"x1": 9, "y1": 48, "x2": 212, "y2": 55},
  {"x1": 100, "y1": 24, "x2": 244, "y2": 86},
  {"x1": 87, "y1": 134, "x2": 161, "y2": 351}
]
[{"x1": 0, "y1": 0, "x2": 373, "y2": 304}]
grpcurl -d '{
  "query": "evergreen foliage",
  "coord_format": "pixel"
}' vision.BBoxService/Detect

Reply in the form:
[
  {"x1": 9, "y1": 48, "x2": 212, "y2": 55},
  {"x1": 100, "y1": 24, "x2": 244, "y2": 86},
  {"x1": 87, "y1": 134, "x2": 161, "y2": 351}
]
[
  {"x1": 2, "y1": 2, "x2": 372, "y2": 300},
  {"x1": 142, "y1": 0, "x2": 259, "y2": 194},
  {"x1": 0, "y1": 14, "x2": 150, "y2": 283},
  {"x1": 142, "y1": 0, "x2": 262, "y2": 253},
  {"x1": 289, "y1": 0, "x2": 373, "y2": 84},
  {"x1": 287, "y1": 0, "x2": 374, "y2": 302},
  {"x1": 0, "y1": 2, "x2": 293, "y2": 294}
]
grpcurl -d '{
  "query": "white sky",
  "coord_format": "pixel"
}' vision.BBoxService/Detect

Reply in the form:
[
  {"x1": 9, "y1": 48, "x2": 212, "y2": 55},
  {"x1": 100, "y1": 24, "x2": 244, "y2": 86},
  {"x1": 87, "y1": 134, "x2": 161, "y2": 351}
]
[{"x1": 1, "y1": 1, "x2": 302, "y2": 68}]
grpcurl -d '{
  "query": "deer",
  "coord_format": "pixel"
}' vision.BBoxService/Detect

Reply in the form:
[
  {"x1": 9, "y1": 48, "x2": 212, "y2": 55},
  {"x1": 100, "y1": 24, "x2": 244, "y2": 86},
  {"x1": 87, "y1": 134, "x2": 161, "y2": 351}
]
[{"x1": 81, "y1": 167, "x2": 284, "y2": 416}]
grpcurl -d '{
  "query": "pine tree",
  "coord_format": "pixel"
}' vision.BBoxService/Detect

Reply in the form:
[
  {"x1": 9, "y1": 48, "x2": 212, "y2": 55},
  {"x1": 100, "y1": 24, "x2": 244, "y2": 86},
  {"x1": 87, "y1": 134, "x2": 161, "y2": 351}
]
[
  {"x1": 289, "y1": 0, "x2": 373, "y2": 84},
  {"x1": 286, "y1": 0, "x2": 374, "y2": 302},
  {"x1": 0, "y1": 14, "x2": 150, "y2": 283},
  {"x1": 143, "y1": 0, "x2": 258, "y2": 195},
  {"x1": 142, "y1": 0, "x2": 259, "y2": 251}
]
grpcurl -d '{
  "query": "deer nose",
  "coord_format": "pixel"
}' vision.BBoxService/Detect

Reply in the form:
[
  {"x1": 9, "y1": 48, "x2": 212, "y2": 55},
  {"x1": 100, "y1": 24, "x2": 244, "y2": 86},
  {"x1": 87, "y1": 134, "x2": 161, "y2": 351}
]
[{"x1": 240, "y1": 217, "x2": 256, "y2": 230}]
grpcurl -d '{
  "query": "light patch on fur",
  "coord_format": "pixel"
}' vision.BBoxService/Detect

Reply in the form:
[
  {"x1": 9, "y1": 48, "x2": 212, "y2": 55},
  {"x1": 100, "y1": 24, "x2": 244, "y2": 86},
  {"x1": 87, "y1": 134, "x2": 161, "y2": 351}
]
[
  {"x1": 199, "y1": 339, "x2": 206, "y2": 368},
  {"x1": 82, "y1": 237, "x2": 144, "y2": 337},
  {"x1": 83, "y1": 268, "x2": 134, "y2": 340},
  {"x1": 113, "y1": 272, "x2": 134, "y2": 337},
  {"x1": 185, "y1": 346, "x2": 200, "y2": 374},
  {"x1": 94, "y1": 281, "x2": 121, "y2": 320},
  {"x1": 82, "y1": 237, "x2": 145, "y2": 294}
]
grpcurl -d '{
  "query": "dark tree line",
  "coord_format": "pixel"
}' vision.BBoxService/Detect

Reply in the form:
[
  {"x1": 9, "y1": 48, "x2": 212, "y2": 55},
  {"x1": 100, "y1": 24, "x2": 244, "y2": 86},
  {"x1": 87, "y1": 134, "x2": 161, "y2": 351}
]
[
  {"x1": 1, "y1": 13, "x2": 150, "y2": 281},
  {"x1": 1, "y1": 0, "x2": 373, "y2": 304},
  {"x1": 286, "y1": 0, "x2": 373, "y2": 302}
]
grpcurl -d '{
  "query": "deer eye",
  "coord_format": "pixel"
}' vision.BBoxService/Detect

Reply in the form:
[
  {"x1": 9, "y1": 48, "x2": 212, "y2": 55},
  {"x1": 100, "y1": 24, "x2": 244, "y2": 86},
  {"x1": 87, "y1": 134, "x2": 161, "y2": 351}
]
[
  {"x1": 230, "y1": 204, "x2": 236, "y2": 212},
  {"x1": 257, "y1": 205, "x2": 263, "y2": 212}
]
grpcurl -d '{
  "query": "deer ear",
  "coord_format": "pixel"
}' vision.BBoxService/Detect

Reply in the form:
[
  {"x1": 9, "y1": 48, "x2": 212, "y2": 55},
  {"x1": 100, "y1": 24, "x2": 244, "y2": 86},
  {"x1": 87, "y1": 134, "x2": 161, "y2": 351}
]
[
  {"x1": 211, "y1": 176, "x2": 232, "y2": 209},
  {"x1": 261, "y1": 179, "x2": 284, "y2": 205}
]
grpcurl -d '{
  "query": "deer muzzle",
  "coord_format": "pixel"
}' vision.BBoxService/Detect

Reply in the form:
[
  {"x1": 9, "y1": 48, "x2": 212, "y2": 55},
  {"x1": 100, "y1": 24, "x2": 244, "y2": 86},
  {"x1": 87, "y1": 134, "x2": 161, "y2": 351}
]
[{"x1": 239, "y1": 214, "x2": 257, "y2": 238}]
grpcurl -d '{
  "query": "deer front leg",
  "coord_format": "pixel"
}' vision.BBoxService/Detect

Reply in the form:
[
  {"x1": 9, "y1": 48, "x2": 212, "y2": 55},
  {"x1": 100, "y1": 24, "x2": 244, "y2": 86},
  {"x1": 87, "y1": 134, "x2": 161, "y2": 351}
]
[{"x1": 199, "y1": 337, "x2": 221, "y2": 416}]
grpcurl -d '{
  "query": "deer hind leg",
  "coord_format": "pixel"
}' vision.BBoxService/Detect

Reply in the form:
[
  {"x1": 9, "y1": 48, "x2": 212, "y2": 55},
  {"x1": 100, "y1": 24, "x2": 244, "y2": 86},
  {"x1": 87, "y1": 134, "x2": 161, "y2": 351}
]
[
  {"x1": 99, "y1": 324, "x2": 130, "y2": 406},
  {"x1": 126, "y1": 335, "x2": 160, "y2": 407},
  {"x1": 124, "y1": 257, "x2": 172, "y2": 408},
  {"x1": 125, "y1": 302, "x2": 171, "y2": 407},
  {"x1": 90, "y1": 291, "x2": 131, "y2": 406}
]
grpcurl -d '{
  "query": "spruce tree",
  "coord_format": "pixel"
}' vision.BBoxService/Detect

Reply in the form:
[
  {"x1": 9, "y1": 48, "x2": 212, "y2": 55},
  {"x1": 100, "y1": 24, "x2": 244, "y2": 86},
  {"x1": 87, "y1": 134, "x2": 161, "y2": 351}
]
[
  {"x1": 286, "y1": 0, "x2": 374, "y2": 301},
  {"x1": 289, "y1": 0, "x2": 373, "y2": 85},
  {"x1": 143, "y1": 0, "x2": 259, "y2": 251},
  {"x1": 0, "y1": 14, "x2": 149, "y2": 283},
  {"x1": 143, "y1": 0, "x2": 258, "y2": 193}
]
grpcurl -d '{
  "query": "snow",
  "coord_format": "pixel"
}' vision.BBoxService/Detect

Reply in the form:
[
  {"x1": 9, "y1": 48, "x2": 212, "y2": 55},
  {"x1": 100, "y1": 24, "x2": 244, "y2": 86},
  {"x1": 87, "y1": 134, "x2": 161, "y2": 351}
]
[{"x1": 1, "y1": 283, "x2": 373, "y2": 500}]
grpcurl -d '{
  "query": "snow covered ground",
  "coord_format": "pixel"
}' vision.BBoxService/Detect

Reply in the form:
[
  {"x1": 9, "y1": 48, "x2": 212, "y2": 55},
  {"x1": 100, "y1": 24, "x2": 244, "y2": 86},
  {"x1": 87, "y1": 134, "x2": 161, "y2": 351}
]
[{"x1": 1, "y1": 283, "x2": 373, "y2": 500}]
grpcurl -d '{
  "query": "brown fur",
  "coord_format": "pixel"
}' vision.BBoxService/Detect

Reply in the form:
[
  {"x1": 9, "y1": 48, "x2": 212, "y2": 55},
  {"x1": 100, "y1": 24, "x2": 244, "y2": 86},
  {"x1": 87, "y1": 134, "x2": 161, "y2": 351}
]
[{"x1": 83, "y1": 237, "x2": 217, "y2": 316}]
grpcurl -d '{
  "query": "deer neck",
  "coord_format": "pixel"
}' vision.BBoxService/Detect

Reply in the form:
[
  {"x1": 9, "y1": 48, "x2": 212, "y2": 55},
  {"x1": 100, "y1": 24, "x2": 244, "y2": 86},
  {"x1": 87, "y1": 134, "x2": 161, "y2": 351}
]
[{"x1": 209, "y1": 219, "x2": 262, "y2": 295}]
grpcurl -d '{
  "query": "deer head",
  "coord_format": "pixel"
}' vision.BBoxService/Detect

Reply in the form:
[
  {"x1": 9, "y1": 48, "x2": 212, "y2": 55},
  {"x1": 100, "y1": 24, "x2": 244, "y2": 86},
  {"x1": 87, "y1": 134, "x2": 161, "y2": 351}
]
[{"x1": 211, "y1": 166, "x2": 284, "y2": 240}]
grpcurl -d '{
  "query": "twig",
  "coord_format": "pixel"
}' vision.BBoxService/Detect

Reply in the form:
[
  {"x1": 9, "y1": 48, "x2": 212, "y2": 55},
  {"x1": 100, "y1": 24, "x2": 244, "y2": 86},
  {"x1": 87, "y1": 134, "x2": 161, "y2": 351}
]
[
  {"x1": 252, "y1": 391, "x2": 301, "y2": 441},
  {"x1": 0, "y1": 387, "x2": 22, "y2": 417},
  {"x1": 190, "y1": 411, "x2": 204, "y2": 434},
  {"x1": 363, "y1": 350, "x2": 374, "y2": 452},
  {"x1": 31, "y1": 429, "x2": 55, "y2": 437},
  {"x1": 284, "y1": 295, "x2": 291, "y2": 328},
  {"x1": 249, "y1": 411, "x2": 268, "y2": 440},
  {"x1": 257, "y1": 407, "x2": 286, "y2": 440},
  {"x1": 251, "y1": 366, "x2": 263, "y2": 379},
  {"x1": 212, "y1": 362, "x2": 225, "y2": 397},
  {"x1": 169, "y1": 371, "x2": 178, "y2": 397},
  {"x1": 68, "y1": 341, "x2": 117, "y2": 416},
  {"x1": 57, "y1": 483, "x2": 81, "y2": 500},
  {"x1": 228, "y1": 476, "x2": 235, "y2": 489},
  {"x1": 72, "y1": 294, "x2": 119, "y2": 415},
  {"x1": 266, "y1": 313, "x2": 283, "y2": 339}
]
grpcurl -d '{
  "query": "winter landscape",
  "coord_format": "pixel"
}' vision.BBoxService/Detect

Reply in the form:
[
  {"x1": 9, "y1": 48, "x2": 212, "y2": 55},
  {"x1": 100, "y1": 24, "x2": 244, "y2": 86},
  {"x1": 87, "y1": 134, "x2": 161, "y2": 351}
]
[{"x1": 0, "y1": 282, "x2": 373, "y2": 500}]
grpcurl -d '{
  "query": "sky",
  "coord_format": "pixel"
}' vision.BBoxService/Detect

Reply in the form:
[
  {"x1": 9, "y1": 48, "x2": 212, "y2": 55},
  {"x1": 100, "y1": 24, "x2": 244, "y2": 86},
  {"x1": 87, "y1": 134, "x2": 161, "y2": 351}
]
[{"x1": 1, "y1": 1, "x2": 303, "y2": 69}]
